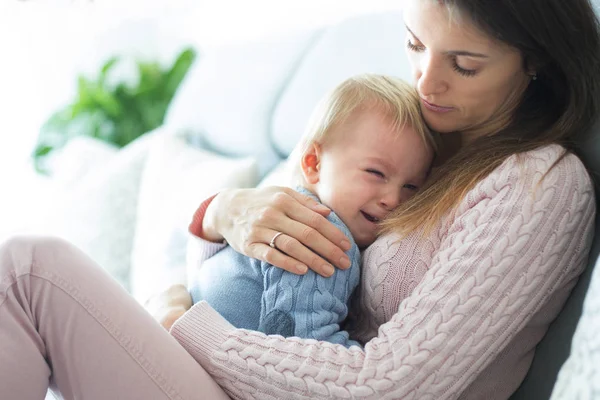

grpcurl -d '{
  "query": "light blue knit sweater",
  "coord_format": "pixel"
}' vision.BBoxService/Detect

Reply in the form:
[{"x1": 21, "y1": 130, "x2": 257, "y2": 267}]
[{"x1": 189, "y1": 188, "x2": 361, "y2": 347}]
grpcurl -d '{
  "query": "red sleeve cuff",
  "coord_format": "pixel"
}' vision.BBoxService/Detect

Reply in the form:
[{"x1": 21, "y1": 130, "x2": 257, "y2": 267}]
[{"x1": 189, "y1": 193, "x2": 218, "y2": 239}]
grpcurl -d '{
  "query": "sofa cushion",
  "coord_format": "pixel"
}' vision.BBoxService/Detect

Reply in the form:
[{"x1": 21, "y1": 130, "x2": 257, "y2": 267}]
[
  {"x1": 550, "y1": 247, "x2": 600, "y2": 399},
  {"x1": 34, "y1": 131, "x2": 157, "y2": 291},
  {"x1": 129, "y1": 131, "x2": 258, "y2": 303},
  {"x1": 164, "y1": 30, "x2": 321, "y2": 177},
  {"x1": 48, "y1": 136, "x2": 119, "y2": 189},
  {"x1": 270, "y1": 12, "x2": 411, "y2": 157},
  {"x1": 578, "y1": 116, "x2": 600, "y2": 184}
]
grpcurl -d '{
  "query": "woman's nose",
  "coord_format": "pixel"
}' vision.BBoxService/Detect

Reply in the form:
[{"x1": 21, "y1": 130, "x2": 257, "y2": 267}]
[{"x1": 416, "y1": 54, "x2": 448, "y2": 98}]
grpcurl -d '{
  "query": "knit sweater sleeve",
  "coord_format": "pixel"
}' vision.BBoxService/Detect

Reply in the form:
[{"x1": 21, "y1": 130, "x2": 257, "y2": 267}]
[{"x1": 171, "y1": 148, "x2": 595, "y2": 399}]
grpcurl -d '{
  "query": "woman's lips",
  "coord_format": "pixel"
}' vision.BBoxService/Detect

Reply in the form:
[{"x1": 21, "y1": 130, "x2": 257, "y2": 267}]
[{"x1": 421, "y1": 98, "x2": 454, "y2": 113}]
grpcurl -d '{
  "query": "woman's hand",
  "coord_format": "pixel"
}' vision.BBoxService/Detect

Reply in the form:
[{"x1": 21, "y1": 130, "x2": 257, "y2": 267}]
[
  {"x1": 203, "y1": 186, "x2": 352, "y2": 277},
  {"x1": 145, "y1": 284, "x2": 192, "y2": 331}
]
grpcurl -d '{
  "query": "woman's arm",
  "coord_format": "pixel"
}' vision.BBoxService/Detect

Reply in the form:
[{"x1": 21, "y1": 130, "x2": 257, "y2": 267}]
[
  {"x1": 188, "y1": 186, "x2": 352, "y2": 276},
  {"x1": 171, "y1": 150, "x2": 595, "y2": 399}
]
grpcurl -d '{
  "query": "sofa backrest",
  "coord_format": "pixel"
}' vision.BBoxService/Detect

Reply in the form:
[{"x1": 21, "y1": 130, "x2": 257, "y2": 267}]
[
  {"x1": 164, "y1": 30, "x2": 323, "y2": 177},
  {"x1": 270, "y1": 12, "x2": 411, "y2": 157}
]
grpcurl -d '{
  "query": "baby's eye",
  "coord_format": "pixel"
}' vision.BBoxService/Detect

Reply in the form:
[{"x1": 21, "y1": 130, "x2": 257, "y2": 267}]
[
  {"x1": 403, "y1": 184, "x2": 419, "y2": 191},
  {"x1": 366, "y1": 169, "x2": 385, "y2": 178}
]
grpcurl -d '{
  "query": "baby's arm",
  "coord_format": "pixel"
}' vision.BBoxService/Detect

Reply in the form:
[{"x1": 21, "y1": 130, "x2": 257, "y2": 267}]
[{"x1": 258, "y1": 239, "x2": 361, "y2": 348}]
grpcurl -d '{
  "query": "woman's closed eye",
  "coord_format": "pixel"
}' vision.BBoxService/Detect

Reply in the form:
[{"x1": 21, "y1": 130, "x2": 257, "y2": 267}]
[
  {"x1": 403, "y1": 183, "x2": 419, "y2": 191},
  {"x1": 452, "y1": 60, "x2": 477, "y2": 77},
  {"x1": 406, "y1": 39, "x2": 478, "y2": 78},
  {"x1": 406, "y1": 39, "x2": 424, "y2": 52}
]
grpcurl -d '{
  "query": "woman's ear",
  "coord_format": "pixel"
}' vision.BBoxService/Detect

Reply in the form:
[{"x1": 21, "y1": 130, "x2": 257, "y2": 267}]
[
  {"x1": 524, "y1": 56, "x2": 541, "y2": 80},
  {"x1": 300, "y1": 143, "x2": 322, "y2": 185}
]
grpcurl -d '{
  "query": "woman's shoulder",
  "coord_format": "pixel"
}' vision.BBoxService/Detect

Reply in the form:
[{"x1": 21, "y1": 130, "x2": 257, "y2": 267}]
[
  {"x1": 490, "y1": 144, "x2": 592, "y2": 189},
  {"x1": 503, "y1": 143, "x2": 583, "y2": 170},
  {"x1": 458, "y1": 144, "x2": 596, "y2": 221}
]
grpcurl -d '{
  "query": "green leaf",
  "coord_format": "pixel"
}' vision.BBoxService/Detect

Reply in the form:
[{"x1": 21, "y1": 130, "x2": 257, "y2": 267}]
[
  {"x1": 137, "y1": 61, "x2": 163, "y2": 93},
  {"x1": 31, "y1": 144, "x2": 55, "y2": 175},
  {"x1": 90, "y1": 89, "x2": 122, "y2": 118},
  {"x1": 99, "y1": 56, "x2": 119, "y2": 85},
  {"x1": 32, "y1": 47, "x2": 197, "y2": 169},
  {"x1": 33, "y1": 144, "x2": 53, "y2": 158},
  {"x1": 163, "y1": 47, "x2": 197, "y2": 100}
]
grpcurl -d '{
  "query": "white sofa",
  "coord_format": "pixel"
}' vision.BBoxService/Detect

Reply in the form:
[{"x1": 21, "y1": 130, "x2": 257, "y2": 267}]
[{"x1": 41, "y1": 8, "x2": 600, "y2": 399}]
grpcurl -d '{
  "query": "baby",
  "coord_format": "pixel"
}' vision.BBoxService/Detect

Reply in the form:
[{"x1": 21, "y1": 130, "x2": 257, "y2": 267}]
[{"x1": 188, "y1": 74, "x2": 435, "y2": 347}]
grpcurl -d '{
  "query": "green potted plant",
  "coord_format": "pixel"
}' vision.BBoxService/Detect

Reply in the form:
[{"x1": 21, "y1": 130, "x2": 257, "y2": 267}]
[{"x1": 32, "y1": 47, "x2": 197, "y2": 174}]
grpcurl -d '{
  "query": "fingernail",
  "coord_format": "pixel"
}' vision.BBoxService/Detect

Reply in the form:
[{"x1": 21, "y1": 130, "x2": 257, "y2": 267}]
[
  {"x1": 341, "y1": 240, "x2": 351, "y2": 251},
  {"x1": 340, "y1": 256, "x2": 351, "y2": 269},
  {"x1": 323, "y1": 264, "x2": 334, "y2": 277},
  {"x1": 315, "y1": 204, "x2": 330, "y2": 212},
  {"x1": 296, "y1": 265, "x2": 308, "y2": 274}
]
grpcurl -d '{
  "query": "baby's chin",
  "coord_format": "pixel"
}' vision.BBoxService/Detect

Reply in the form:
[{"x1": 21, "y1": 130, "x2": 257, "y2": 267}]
[{"x1": 354, "y1": 234, "x2": 377, "y2": 250}]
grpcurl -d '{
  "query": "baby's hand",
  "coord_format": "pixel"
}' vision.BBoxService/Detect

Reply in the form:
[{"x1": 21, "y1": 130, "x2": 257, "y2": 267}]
[
  {"x1": 144, "y1": 284, "x2": 192, "y2": 330},
  {"x1": 156, "y1": 305, "x2": 188, "y2": 331}
]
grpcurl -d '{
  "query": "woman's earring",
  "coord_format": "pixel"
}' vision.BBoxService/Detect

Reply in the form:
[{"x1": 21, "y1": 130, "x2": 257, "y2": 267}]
[{"x1": 531, "y1": 73, "x2": 538, "y2": 81}]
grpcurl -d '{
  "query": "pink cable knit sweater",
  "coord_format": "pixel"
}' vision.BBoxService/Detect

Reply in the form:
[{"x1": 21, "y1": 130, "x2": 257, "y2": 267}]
[{"x1": 172, "y1": 145, "x2": 595, "y2": 400}]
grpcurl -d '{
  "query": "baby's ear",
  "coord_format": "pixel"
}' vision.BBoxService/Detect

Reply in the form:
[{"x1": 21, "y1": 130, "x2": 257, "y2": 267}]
[{"x1": 300, "y1": 143, "x2": 321, "y2": 184}]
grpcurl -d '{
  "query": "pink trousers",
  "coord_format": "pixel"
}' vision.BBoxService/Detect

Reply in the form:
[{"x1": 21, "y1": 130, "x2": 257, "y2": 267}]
[{"x1": 0, "y1": 236, "x2": 230, "y2": 400}]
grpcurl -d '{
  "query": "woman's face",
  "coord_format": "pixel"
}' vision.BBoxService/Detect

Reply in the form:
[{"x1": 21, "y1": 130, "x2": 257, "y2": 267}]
[{"x1": 403, "y1": 0, "x2": 532, "y2": 141}]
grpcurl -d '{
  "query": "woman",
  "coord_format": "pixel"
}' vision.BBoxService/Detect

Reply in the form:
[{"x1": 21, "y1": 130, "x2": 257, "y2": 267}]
[{"x1": 1, "y1": 1, "x2": 599, "y2": 399}]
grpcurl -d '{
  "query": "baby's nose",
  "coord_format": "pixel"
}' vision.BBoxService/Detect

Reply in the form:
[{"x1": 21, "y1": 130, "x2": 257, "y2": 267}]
[{"x1": 379, "y1": 188, "x2": 402, "y2": 210}]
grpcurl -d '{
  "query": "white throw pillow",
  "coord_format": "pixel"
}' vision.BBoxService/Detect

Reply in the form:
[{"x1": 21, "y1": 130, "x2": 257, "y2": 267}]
[
  {"x1": 130, "y1": 133, "x2": 258, "y2": 303},
  {"x1": 34, "y1": 131, "x2": 157, "y2": 290},
  {"x1": 48, "y1": 136, "x2": 119, "y2": 189}
]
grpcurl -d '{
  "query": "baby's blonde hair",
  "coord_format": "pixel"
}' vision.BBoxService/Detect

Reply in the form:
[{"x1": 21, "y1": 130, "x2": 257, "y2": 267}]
[{"x1": 288, "y1": 74, "x2": 436, "y2": 184}]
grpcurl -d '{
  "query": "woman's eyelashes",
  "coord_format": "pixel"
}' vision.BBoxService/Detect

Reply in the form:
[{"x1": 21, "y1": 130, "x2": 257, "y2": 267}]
[
  {"x1": 406, "y1": 39, "x2": 478, "y2": 78},
  {"x1": 406, "y1": 39, "x2": 424, "y2": 52},
  {"x1": 452, "y1": 62, "x2": 477, "y2": 77},
  {"x1": 403, "y1": 184, "x2": 419, "y2": 191}
]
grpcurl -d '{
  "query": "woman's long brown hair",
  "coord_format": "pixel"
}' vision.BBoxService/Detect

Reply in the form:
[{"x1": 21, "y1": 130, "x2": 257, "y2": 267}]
[{"x1": 381, "y1": 0, "x2": 600, "y2": 237}]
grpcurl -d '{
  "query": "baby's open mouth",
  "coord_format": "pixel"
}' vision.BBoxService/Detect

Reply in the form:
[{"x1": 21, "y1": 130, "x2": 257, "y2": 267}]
[{"x1": 361, "y1": 211, "x2": 380, "y2": 223}]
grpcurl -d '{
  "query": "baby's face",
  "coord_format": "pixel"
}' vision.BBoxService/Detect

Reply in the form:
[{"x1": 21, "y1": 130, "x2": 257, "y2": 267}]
[{"x1": 314, "y1": 110, "x2": 433, "y2": 248}]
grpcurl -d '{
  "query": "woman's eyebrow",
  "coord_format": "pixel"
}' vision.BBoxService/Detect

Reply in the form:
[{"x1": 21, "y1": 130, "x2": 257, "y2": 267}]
[
  {"x1": 404, "y1": 23, "x2": 490, "y2": 59},
  {"x1": 404, "y1": 24, "x2": 421, "y2": 42},
  {"x1": 447, "y1": 50, "x2": 489, "y2": 58}
]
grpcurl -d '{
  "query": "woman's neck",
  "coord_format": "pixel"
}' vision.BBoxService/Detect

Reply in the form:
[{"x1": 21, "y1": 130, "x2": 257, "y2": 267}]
[
  {"x1": 434, "y1": 132, "x2": 463, "y2": 167},
  {"x1": 434, "y1": 109, "x2": 514, "y2": 167}
]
